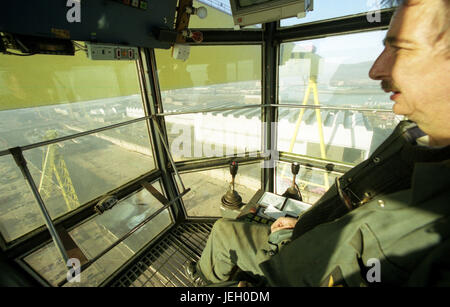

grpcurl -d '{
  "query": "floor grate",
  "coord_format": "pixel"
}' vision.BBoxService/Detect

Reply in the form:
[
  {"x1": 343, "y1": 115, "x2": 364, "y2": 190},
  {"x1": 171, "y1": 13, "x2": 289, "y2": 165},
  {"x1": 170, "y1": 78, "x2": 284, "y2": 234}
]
[{"x1": 111, "y1": 222, "x2": 214, "y2": 287}]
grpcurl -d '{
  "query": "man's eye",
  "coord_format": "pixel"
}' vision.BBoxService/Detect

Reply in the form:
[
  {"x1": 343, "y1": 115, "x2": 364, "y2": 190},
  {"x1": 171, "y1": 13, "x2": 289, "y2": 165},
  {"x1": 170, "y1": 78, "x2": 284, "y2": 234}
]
[{"x1": 389, "y1": 45, "x2": 403, "y2": 53}]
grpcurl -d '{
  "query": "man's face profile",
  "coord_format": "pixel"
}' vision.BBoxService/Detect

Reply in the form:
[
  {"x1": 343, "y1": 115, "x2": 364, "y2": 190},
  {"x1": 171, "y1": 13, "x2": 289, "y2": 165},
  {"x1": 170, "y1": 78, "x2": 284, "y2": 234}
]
[{"x1": 369, "y1": 0, "x2": 450, "y2": 146}]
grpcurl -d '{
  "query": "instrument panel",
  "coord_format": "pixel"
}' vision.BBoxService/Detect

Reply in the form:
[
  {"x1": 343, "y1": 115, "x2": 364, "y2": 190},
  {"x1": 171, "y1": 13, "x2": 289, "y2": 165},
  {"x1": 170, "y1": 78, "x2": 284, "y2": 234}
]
[{"x1": 0, "y1": 0, "x2": 178, "y2": 49}]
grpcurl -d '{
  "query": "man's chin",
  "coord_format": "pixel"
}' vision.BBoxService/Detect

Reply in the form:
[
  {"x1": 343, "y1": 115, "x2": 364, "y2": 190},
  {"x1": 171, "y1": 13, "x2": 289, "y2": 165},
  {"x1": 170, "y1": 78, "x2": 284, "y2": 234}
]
[{"x1": 392, "y1": 105, "x2": 412, "y2": 120}]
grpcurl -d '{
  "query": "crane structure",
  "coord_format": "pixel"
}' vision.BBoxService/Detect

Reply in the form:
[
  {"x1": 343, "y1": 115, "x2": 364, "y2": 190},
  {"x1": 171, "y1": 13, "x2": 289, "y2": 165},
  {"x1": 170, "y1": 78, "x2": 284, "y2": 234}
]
[
  {"x1": 38, "y1": 130, "x2": 80, "y2": 212},
  {"x1": 282, "y1": 47, "x2": 329, "y2": 190}
]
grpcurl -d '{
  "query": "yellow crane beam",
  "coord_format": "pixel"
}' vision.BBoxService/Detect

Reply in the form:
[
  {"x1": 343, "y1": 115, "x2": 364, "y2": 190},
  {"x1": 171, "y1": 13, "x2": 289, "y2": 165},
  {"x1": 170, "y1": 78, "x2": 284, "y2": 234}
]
[{"x1": 38, "y1": 130, "x2": 80, "y2": 212}]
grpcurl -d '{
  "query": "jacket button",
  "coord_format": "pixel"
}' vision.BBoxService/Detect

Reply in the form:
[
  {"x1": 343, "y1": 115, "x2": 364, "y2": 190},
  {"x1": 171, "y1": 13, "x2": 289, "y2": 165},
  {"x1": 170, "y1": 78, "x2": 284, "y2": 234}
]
[{"x1": 373, "y1": 157, "x2": 381, "y2": 164}]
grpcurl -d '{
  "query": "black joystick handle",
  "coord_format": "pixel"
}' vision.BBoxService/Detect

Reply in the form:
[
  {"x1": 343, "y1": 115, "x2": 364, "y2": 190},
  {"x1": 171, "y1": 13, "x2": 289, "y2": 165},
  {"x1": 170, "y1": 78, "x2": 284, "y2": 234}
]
[
  {"x1": 282, "y1": 162, "x2": 303, "y2": 201},
  {"x1": 230, "y1": 161, "x2": 238, "y2": 177},
  {"x1": 222, "y1": 161, "x2": 243, "y2": 209},
  {"x1": 291, "y1": 162, "x2": 300, "y2": 176}
]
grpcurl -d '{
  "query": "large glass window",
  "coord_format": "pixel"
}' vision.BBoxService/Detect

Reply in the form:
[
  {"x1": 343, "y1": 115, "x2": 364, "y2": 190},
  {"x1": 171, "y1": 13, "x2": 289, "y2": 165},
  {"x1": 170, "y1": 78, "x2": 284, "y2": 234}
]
[
  {"x1": 0, "y1": 45, "x2": 157, "y2": 243},
  {"x1": 0, "y1": 50, "x2": 143, "y2": 150},
  {"x1": 278, "y1": 30, "x2": 402, "y2": 165},
  {"x1": 155, "y1": 45, "x2": 262, "y2": 161},
  {"x1": 274, "y1": 161, "x2": 341, "y2": 204},
  {"x1": 23, "y1": 181, "x2": 172, "y2": 287},
  {"x1": 179, "y1": 162, "x2": 261, "y2": 217},
  {"x1": 190, "y1": 0, "x2": 261, "y2": 29},
  {"x1": 0, "y1": 121, "x2": 156, "y2": 243},
  {"x1": 156, "y1": 45, "x2": 261, "y2": 110},
  {"x1": 0, "y1": 155, "x2": 45, "y2": 243},
  {"x1": 190, "y1": 0, "x2": 235, "y2": 28},
  {"x1": 165, "y1": 111, "x2": 262, "y2": 161}
]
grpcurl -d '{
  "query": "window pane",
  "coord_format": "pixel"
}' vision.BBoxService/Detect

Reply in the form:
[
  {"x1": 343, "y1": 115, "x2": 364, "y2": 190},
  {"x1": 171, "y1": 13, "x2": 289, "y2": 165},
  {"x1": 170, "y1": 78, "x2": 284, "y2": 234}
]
[
  {"x1": 274, "y1": 161, "x2": 341, "y2": 204},
  {"x1": 166, "y1": 110, "x2": 261, "y2": 161},
  {"x1": 155, "y1": 45, "x2": 261, "y2": 111},
  {"x1": 0, "y1": 47, "x2": 143, "y2": 151},
  {"x1": 280, "y1": 0, "x2": 397, "y2": 27},
  {"x1": 191, "y1": 0, "x2": 234, "y2": 28},
  {"x1": 23, "y1": 182, "x2": 173, "y2": 287},
  {"x1": 279, "y1": 31, "x2": 391, "y2": 108},
  {"x1": 180, "y1": 162, "x2": 262, "y2": 217},
  {"x1": 156, "y1": 45, "x2": 262, "y2": 161},
  {"x1": 278, "y1": 31, "x2": 402, "y2": 164},
  {"x1": 14, "y1": 121, "x2": 155, "y2": 229},
  {"x1": 0, "y1": 155, "x2": 45, "y2": 242},
  {"x1": 278, "y1": 107, "x2": 401, "y2": 164},
  {"x1": 190, "y1": 0, "x2": 261, "y2": 29}
]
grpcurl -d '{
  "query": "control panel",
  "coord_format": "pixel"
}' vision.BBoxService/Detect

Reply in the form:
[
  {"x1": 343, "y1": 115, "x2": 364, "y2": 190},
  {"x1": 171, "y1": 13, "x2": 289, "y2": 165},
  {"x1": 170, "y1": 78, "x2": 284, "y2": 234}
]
[
  {"x1": 110, "y1": 0, "x2": 149, "y2": 10},
  {"x1": 86, "y1": 43, "x2": 138, "y2": 61},
  {"x1": 0, "y1": 0, "x2": 178, "y2": 49}
]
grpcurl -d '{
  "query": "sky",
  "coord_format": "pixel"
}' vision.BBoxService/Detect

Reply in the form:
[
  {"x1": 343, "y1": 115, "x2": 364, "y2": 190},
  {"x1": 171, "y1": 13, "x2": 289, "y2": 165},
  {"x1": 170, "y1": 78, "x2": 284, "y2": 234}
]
[
  {"x1": 293, "y1": 30, "x2": 387, "y2": 64},
  {"x1": 281, "y1": 0, "x2": 391, "y2": 63},
  {"x1": 281, "y1": 0, "x2": 391, "y2": 26},
  {"x1": 197, "y1": 1, "x2": 390, "y2": 63}
]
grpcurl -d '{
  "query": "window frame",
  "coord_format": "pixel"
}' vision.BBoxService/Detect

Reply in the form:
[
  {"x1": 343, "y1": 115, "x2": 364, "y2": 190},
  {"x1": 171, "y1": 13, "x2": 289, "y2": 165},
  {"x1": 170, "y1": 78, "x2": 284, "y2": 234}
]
[
  {"x1": 15, "y1": 178, "x2": 174, "y2": 287},
  {"x1": 172, "y1": 158, "x2": 264, "y2": 219},
  {"x1": 0, "y1": 48, "x2": 160, "y2": 253}
]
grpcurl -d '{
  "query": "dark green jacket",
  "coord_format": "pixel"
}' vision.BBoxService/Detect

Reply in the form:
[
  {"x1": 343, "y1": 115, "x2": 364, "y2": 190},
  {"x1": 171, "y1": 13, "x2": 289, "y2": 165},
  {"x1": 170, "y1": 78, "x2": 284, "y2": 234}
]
[
  {"x1": 260, "y1": 159, "x2": 450, "y2": 286},
  {"x1": 260, "y1": 122, "x2": 450, "y2": 286}
]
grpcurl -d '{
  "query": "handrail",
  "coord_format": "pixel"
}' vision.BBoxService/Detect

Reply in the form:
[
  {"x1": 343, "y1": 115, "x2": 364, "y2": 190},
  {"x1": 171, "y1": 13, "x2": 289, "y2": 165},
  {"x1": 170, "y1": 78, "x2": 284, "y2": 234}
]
[{"x1": 56, "y1": 187, "x2": 191, "y2": 287}]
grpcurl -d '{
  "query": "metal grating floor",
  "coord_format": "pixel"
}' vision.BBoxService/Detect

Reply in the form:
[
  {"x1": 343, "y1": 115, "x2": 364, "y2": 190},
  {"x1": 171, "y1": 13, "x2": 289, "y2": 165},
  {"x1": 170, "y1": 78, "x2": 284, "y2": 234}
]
[{"x1": 111, "y1": 222, "x2": 214, "y2": 287}]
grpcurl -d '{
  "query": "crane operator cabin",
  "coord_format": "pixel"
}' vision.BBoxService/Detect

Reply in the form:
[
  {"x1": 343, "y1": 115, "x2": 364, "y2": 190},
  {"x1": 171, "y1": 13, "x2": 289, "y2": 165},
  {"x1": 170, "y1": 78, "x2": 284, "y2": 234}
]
[{"x1": 1, "y1": 0, "x2": 448, "y2": 289}]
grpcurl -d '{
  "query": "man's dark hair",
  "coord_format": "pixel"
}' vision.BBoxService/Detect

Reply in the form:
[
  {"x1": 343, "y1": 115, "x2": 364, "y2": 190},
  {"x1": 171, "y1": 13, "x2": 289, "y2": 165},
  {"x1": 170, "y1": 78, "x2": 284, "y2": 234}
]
[{"x1": 382, "y1": 0, "x2": 450, "y2": 52}]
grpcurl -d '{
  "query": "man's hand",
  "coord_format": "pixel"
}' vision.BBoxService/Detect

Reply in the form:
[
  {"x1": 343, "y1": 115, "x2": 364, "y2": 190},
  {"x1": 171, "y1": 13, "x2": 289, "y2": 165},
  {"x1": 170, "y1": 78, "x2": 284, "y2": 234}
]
[{"x1": 270, "y1": 217, "x2": 298, "y2": 233}]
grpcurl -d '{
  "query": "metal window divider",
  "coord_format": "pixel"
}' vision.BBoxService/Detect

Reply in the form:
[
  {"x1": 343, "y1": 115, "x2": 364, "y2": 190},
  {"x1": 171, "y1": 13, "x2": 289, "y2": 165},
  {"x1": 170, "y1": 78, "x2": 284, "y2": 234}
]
[
  {"x1": 150, "y1": 115, "x2": 188, "y2": 194},
  {"x1": 9, "y1": 147, "x2": 70, "y2": 267},
  {"x1": 49, "y1": 111, "x2": 191, "y2": 286},
  {"x1": 262, "y1": 21, "x2": 278, "y2": 193}
]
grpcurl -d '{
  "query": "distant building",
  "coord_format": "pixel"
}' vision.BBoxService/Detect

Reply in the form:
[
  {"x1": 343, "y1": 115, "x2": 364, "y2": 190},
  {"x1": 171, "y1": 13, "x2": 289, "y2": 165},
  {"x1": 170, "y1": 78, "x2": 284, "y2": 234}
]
[{"x1": 46, "y1": 92, "x2": 396, "y2": 165}]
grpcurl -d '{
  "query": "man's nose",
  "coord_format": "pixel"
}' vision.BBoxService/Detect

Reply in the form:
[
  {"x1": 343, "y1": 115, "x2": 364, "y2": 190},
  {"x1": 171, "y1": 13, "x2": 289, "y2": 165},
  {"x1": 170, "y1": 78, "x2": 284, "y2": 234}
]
[{"x1": 369, "y1": 48, "x2": 391, "y2": 81}]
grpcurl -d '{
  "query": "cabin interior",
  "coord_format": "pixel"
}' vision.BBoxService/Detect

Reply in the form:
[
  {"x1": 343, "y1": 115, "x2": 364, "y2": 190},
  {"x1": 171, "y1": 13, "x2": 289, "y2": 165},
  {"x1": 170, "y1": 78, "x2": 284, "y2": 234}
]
[{"x1": 0, "y1": 0, "x2": 401, "y2": 287}]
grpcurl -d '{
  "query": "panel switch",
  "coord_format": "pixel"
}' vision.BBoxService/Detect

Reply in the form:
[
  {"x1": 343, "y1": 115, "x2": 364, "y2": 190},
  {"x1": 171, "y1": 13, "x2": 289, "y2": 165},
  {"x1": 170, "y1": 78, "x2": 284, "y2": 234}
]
[{"x1": 86, "y1": 42, "x2": 138, "y2": 61}]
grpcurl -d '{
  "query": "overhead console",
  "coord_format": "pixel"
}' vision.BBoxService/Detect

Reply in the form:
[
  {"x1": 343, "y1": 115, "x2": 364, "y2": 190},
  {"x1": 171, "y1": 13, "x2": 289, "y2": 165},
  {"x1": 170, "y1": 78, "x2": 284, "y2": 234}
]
[
  {"x1": 230, "y1": 0, "x2": 314, "y2": 28},
  {"x1": 0, "y1": 0, "x2": 178, "y2": 50}
]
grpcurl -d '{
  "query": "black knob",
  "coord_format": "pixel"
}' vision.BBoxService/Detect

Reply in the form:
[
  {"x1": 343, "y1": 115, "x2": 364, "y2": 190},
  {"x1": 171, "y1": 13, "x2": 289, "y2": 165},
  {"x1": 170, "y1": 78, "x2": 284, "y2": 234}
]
[
  {"x1": 325, "y1": 163, "x2": 334, "y2": 172},
  {"x1": 230, "y1": 161, "x2": 238, "y2": 177},
  {"x1": 291, "y1": 162, "x2": 300, "y2": 175}
]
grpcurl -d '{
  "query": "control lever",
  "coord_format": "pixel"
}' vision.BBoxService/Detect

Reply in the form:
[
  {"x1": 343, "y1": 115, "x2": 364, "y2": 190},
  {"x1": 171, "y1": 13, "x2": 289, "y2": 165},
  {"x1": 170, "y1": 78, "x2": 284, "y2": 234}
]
[
  {"x1": 282, "y1": 162, "x2": 303, "y2": 201},
  {"x1": 230, "y1": 161, "x2": 238, "y2": 191},
  {"x1": 221, "y1": 161, "x2": 243, "y2": 209},
  {"x1": 291, "y1": 162, "x2": 300, "y2": 177}
]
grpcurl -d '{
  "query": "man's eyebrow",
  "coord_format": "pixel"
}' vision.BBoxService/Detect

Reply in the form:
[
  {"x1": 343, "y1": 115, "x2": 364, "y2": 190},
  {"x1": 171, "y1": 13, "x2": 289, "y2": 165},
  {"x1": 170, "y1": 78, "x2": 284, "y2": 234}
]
[{"x1": 383, "y1": 36, "x2": 416, "y2": 46}]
